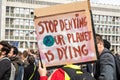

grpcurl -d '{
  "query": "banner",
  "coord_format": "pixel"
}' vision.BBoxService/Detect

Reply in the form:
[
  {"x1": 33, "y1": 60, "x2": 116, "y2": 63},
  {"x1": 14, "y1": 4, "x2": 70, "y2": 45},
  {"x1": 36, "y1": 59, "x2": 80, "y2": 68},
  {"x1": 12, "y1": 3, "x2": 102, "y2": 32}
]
[
  {"x1": 10, "y1": 41, "x2": 19, "y2": 48},
  {"x1": 34, "y1": 0, "x2": 97, "y2": 67}
]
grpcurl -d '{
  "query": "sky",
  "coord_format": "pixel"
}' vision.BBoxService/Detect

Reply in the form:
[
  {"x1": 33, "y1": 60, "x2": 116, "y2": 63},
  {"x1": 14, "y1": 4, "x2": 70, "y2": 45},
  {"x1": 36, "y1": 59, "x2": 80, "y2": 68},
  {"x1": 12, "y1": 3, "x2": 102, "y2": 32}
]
[{"x1": 90, "y1": 0, "x2": 120, "y2": 6}]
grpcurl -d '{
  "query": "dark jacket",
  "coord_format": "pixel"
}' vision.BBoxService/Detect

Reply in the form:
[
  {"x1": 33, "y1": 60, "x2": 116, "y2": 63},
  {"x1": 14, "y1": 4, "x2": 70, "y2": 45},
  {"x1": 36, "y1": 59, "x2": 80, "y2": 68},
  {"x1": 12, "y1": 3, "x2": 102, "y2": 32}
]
[
  {"x1": 0, "y1": 57, "x2": 11, "y2": 80},
  {"x1": 94, "y1": 48, "x2": 117, "y2": 80},
  {"x1": 23, "y1": 63, "x2": 39, "y2": 80}
]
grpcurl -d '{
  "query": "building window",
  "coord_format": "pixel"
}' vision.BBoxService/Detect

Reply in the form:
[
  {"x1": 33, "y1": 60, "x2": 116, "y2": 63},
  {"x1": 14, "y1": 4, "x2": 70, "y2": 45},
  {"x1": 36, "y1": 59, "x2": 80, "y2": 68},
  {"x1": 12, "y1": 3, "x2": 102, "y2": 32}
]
[
  {"x1": 25, "y1": 20, "x2": 29, "y2": 25},
  {"x1": 11, "y1": 7, "x2": 14, "y2": 14},
  {"x1": 6, "y1": 6, "x2": 9, "y2": 13},
  {"x1": 10, "y1": 30, "x2": 14, "y2": 35},
  {"x1": 116, "y1": 17, "x2": 119, "y2": 24},
  {"x1": 25, "y1": 42, "x2": 28, "y2": 48},
  {"x1": 30, "y1": 9, "x2": 33, "y2": 14},
  {"x1": 30, "y1": 42, "x2": 33, "y2": 48},
  {"x1": 13, "y1": 30, "x2": 19, "y2": 36},
  {"x1": 10, "y1": 18, "x2": 14, "y2": 24},
  {"x1": 14, "y1": 7, "x2": 20, "y2": 14},
  {"x1": 5, "y1": 30, "x2": 9, "y2": 35},
  {"x1": 14, "y1": 19, "x2": 19, "y2": 25},
  {"x1": 20, "y1": 8, "x2": 24, "y2": 14},
  {"x1": 20, "y1": 42, "x2": 24, "y2": 48},
  {"x1": 6, "y1": 18, "x2": 9, "y2": 24},
  {"x1": 25, "y1": 8, "x2": 29, "y2": 15},
  {"x1": 108, "y1": 36, "x2": 110, "y2": 41},
  {"x1": 96, "y1": 15, "x2": 99, "y2": 23},
  {"x1": 108, "y1": 16, "x2": 112, "y2": 23},
  {"x1": 100, "y1": 15, "x2": 104, "y2": 22},
  {"x1": 30, "y1": 20, "x2": 34, "y2": 26},
  {"x1": 20, "y1": 19, "x2": 24, "y2": 25}
]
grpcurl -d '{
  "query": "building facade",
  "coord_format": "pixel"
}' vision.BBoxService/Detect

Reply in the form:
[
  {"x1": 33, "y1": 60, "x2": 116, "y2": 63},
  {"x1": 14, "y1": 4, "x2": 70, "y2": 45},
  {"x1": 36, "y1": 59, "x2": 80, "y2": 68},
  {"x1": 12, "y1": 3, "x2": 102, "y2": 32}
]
[
  {"x1": 0, "y1": 0, "x2": 120, "y2": 53},
  {"x1": 0, "y1": 0, "x2": 73, "y2": 50},
  {"x1": 91, "y1": 3, "x2": 120, "y2": 54}
]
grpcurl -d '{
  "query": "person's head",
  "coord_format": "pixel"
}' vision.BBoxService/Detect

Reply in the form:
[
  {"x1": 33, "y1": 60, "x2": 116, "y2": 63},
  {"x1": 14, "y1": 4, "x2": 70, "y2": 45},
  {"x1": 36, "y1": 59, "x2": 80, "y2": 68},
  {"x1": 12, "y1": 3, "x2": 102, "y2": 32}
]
[
  {"x1": 95, "y1": 34, "x2": 104, "y2": 55},
  {"x1": 103, "y1": 39, "x2": 111, "y2": 50},
  {"x1": 21, "y1": 50, "x2": 29, "y2": 62},
  {"x1": 0, "y1": 47, "x2": 10, "y2": 57},
  {"x1": 17, "y1": 51, "x2": 23, "y2": 58},
  {"x1": 0, "y1": 41, "x2": 11, "y2": 50},
  {"x1": 27, "y1": 55, "x2": 35, "y2": 64},
  {"x1": 8, "y1": 46, "x2": 18, "y2": 57},
  {"x1": 22, "y1": 50, "x2": 28, "y2": 58},
  {"x1": 30, "y1": 49, "x2": 35, "y2": 54}
]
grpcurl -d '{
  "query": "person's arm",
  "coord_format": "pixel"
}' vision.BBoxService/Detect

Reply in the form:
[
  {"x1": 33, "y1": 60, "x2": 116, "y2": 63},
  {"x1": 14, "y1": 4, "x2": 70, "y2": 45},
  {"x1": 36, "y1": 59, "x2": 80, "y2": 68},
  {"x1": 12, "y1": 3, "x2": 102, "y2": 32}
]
[
  {"x1": 99, "y1": 53, "x2": 115, "y2": 80},
  {"x1": 38, "y1": 61, "x2": 48, "y2": 80},
  {"x1": 40, "y1": 76, "x2": 48, "y2": 80},
  {"x1": 38, "y1": 61, "x2": 65, "y2": 80}
]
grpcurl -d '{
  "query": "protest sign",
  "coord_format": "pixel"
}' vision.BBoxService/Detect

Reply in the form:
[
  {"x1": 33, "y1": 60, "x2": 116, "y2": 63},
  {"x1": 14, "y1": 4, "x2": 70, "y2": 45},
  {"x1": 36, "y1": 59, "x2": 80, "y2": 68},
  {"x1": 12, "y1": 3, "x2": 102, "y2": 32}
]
[{"x1": 34, "y1": 0, "x2": 97, "y2": 67}]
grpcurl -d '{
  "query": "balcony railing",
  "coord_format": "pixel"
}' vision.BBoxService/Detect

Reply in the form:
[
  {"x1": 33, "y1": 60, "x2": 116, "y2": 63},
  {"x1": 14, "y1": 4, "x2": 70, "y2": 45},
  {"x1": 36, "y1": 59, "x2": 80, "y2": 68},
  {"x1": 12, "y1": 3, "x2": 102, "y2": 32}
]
[
  {"x1": 5, "y1": 35, "x2": 9, "y2": 39},
  {"x1": 26, "y1": 26, "x2": 29, "y2": 29},
  {"x1": 6, "y1": 24, "x2": 9, "y2": 27},
  {"x1": 6, "y1": 13, "x2": 34, "y2": 18},
  {"x1": 5, "y1": 35, "x2": 36, "y2": 41},
  {"x1": 20, "y1": 36, "x2": 24, "y2": 40},
  {"x1": 6, "y1": 12, "x2": 9, "y2": 16},
  {"x1": 10, "y1": 13, "x2": 14, "y2": 16},
  {"x1": 15, "y1": 36, "x2": 19, "y2": 39},
  {"x1": 15, "y1": 25, "x2": 19, "y2": 28},
  {"x1": 21, "y1": 14, "x2": 25, "y2": 17},
  {"x1": 20, "y1": 25, "x2": 24, "y2": 29},
  {"x1": 5, "y1": 24, "x2": 35, "y2": 29},
  {"x1": 10, "y1": 36, "x2": 14, "y2": 39},
  {"x1": 30, "y1": 26, "x2": 34, "y2": 29},
  {"x1": 10, "y1": 25, "x2": 14, "y2": 28},
  {"x1": 30, "y1": 37, "x2": 34, "y2": 40},
  {"x1": 16, "y1": 14, "x2": 20, "y2": 17}
]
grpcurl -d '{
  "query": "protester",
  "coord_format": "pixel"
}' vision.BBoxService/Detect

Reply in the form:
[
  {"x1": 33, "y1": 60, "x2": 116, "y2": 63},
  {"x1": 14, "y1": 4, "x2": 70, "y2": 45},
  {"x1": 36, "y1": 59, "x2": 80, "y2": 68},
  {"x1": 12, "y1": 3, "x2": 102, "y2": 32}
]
[
  {"x1": 8, "y1": 46, "x2": 24, "y2": 80},
  {"x1": 38, "y1": 62, "x2": 47, "y2": 80},
  {"x1": 17, "y1": 51, "x2": 23, "y2": 60},
  {"x1": 28, "y1": 49, "x2": 40, "y2": 66},
  {"x1": 38, "y1": 61, "x2": 95, "y2": 80},
  {"x1": 0, "y1": 46, "x2": 11, "y2": 80},
  {"x1": 0, "y1": 41, "x2": 11, "y2": 50},
  {"x1": 38, "y1": 63, "x2": 79, "y2": 80},
  {"x1": 21, "y1": 50, "x2": 29, "y2": 68},
  {"x1": 0, "y1": 41, "x2": 13, "y2": 80},
  {"x1": 93, "y1": 34, "x2": 117, "y2": 80},
  {"x1": 23, "y1": 55, "x2": 39, "y2": 80}
]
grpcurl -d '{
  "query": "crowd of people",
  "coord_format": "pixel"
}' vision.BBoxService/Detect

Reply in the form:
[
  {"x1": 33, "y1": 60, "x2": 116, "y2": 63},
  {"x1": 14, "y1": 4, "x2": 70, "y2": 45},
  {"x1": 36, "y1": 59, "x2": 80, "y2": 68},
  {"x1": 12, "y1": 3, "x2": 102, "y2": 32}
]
[
  {"x1": 0, "y1": 33, "x2": 119, "y2": 80},
  {"x1": 0, "y1": 41, "x2": 40, "y2": 80}
]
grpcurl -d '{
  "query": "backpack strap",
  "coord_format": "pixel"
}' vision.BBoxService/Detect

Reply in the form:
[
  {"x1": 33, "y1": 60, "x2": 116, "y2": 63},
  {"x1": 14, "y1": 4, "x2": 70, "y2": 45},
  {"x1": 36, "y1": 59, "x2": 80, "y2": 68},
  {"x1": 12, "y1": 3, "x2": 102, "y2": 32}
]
[
  {"x1": 0, "y1": 57, "x2": 10, "y2": 61},
  {"x1": 28, "y1": 64, "x2": 36, "y2": 80},
  {"x1": 62, "y1": 65, "x2": 96, "y2": 80},
  {"x1": 62, "y1": 67, "x2": 77, "y2": 79},
  {"x1": 61, "y1": 65, "x2": 83, "y2": 80}
]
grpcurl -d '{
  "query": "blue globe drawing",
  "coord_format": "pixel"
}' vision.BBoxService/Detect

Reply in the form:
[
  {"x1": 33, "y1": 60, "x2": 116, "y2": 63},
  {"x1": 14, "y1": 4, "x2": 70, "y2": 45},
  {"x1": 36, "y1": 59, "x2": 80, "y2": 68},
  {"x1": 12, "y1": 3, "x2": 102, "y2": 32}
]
[{"x1": 43, "y1": 35, "x2": 55, "y2": 47}]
